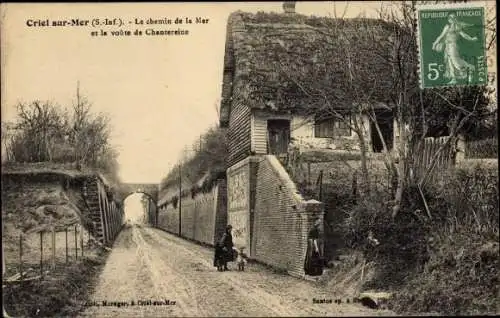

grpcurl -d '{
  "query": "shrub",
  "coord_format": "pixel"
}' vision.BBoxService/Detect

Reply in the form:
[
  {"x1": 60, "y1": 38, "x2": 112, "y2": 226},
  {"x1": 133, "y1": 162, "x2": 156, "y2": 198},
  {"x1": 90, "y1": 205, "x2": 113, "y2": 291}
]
[
  {"x1": 465, "y1": 137, "x2": 498, "y2": 159},
  {"x1": 159, "y1": 126, "x2": 228, "y2": 192},
  {"x1": 343, "y1": 186, "x2": 433, "y2": 289},
  {"x1": 391, "y1": 231, "x2": 499, "y2": 315},
  {"x1": 381, "y1": 164, "x2": 499, "y2": 315},
  {"x1": 3, "y1": 94, "x2": 121, "y2": 185},
  {"x1": 4, "y1": 252, "x2": 107, "y2": 317},
  {"x1": 434, "y1": 164, "x2": 499, "y2": 234}
]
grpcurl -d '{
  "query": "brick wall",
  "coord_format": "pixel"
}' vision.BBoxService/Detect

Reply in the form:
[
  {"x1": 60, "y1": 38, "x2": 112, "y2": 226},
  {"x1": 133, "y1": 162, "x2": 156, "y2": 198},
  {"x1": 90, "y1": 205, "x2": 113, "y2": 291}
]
[
  {"x1": 214, "y1": 179, "x2": 228, "y2": 244},
  {"x1": 193, "y1": 193, "x2": 214, "y2": 244},
  {"x1": 180, "y1": 198, "x2": 195, "y2": 240},
  {"x1": 252, "y1": 155, "x2": 323, "y2": 278},
  {"x1": 158, "y1": 204, "x2": 179, "y2": 235},
  {"x1": 156, "y1": 179, "x2": 227, "y2": 246}
]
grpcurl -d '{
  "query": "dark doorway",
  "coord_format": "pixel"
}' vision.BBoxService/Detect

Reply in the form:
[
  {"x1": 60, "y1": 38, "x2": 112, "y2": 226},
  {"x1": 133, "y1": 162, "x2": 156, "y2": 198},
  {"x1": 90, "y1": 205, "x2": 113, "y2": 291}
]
[
  {"x1": 371, "y1": 111, "x2": 394, "y2": 153},
  {"x1": 267, "y1": 119, "x2": 291, "y2": 156}
]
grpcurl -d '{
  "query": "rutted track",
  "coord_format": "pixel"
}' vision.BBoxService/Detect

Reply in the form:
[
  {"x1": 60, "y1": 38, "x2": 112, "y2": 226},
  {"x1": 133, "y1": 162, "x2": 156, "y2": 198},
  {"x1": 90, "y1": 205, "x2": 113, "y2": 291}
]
[{"x1": 79, "y1": 224, "x2": 395, "y2": 317}]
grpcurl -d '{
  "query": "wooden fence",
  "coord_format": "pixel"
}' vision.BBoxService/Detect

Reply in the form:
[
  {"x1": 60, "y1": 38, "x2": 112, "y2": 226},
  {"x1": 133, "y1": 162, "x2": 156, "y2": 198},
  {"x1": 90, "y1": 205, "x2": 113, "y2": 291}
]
[
  {"x1": 3, "y1": 224, "x2": 93, "y2": 284},
  {"x1": 412, "y1": 136, "x2": 455, "y2": 184},
  {"x1": 411, "y1": 135, "x2": 497, "y2": 184}
]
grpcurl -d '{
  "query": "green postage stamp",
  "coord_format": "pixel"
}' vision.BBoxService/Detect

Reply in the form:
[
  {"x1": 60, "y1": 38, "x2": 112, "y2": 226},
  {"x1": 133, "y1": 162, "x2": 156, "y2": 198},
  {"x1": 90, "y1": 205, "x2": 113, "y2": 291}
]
[{"x1": 416, "y1": 3, "x2": 487, "y2": 89}]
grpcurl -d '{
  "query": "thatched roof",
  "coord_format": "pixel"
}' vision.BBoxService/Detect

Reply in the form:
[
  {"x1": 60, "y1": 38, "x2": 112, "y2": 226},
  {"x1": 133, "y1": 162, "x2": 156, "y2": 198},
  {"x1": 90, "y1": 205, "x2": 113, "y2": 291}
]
[{"x1": 219, "y1": 11, "x2": 396, "y2": 127}]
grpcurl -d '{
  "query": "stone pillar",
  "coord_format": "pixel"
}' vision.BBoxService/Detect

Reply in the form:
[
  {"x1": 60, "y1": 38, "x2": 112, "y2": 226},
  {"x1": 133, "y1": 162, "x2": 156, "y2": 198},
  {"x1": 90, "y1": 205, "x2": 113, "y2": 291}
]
[
  {"x1": 226, "y1": 156, "x2": 259, "y2": 255},
  {"x1": 292, "y1": 199, "x2": 324, "y2": 279}
]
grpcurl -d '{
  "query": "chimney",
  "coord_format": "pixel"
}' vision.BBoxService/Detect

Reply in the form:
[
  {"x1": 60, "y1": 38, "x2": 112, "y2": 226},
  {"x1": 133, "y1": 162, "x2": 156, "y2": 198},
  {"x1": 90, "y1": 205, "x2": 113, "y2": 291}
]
[{"x1": 283, "y1": 1, "x2": 296, "y2": 14}]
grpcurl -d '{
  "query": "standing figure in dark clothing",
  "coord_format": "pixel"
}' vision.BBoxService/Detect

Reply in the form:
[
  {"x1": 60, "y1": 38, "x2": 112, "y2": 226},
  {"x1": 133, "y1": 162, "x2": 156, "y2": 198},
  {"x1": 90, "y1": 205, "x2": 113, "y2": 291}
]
[
  {"x1": 214, "y1": 224, "x2": 234, "y2": 271},
  {"x1": 214, "y1": 243, "x2": 224, "y2": 271},
  {"x1": 304, "y1": 217, "x2": 324, "y2": 276}
]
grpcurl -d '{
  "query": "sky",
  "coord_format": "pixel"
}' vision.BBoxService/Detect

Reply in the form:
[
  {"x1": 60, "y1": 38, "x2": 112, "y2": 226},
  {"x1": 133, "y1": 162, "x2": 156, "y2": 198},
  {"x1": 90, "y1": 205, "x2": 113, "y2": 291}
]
[
  {"x1": 124, "y1": 193, "x2": 147, "y2": 223},
  {"x1": 1, "y1": 1, "x2": 495, "y2": 183}
]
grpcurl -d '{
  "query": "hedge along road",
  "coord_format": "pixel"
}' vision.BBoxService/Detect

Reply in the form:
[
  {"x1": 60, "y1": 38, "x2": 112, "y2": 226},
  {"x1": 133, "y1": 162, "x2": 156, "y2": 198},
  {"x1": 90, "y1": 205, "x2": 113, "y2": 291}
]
[{"x1": 78, "y1": 224, "x2": 395, "y2": 317}]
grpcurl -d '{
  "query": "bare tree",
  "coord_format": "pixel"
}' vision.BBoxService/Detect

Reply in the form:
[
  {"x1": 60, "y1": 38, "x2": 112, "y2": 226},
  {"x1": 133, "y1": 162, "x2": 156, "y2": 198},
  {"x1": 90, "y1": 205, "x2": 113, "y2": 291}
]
[
  {"x1": 3, "y1": 83, "x2": 121, "y2": 185},
  {"x1": 68, "y1": 82, "x2": 115, "y2": 171},
  {"x1": 5, "y1": 100, "x2": 66, "y2": 162}
]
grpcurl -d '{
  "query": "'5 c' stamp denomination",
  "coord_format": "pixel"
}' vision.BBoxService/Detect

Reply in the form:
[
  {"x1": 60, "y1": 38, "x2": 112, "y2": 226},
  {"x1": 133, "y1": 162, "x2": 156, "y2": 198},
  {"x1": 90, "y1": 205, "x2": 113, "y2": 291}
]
[{"x1": 416, "y1": 3, "x2": 487, "y2": 89}]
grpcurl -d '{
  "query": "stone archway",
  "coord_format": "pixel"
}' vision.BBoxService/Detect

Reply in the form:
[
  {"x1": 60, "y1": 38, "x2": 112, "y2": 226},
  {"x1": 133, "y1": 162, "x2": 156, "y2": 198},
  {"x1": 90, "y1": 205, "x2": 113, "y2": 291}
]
[
  {"x1": 118, "y1": 183, "x2": 159, "y2": 204},
  {"x1": 118, "y1": 183, "x2": 159, "y2": 226},
  {"x1": 121, "y1": 191, "x2": 157, "y2": 205}
]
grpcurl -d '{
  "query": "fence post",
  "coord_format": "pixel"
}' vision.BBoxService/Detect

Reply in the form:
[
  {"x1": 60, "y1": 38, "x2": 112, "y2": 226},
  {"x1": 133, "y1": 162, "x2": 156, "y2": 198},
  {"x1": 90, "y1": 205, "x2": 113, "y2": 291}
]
[
  {"x1": 352, "y1": 172, "x2": 358, "y2": 204},
  {"x1": 40, "y1": 231, "x2": 43, "y2": 277},
  {"x1": 65, "y1": 228, "x2": 68, "y2": 264},
  {"x1": 307, "y1": 163, "x2": 311, "y2": 186},
  {"x1": 74, "y1": 225, "x2": 78, "y2": 261},
  {"x1": 80, "y1": 226, "x2": 84, "y2": 258},
  {"x1": 19, "y1": 233, "x2": 23, "y2": 282},
  {"x1": 317, "y1": 170, "x2": 323, "y2": 201},
  {"x1": 51, "y1": 227, "x2": 56, "y2": 270}
]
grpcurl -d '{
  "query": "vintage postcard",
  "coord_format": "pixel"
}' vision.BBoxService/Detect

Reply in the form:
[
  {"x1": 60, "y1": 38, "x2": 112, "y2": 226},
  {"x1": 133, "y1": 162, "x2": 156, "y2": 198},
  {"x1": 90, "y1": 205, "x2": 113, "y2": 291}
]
[{"x1": 1, "y1": 1, "x2": 498, "y2": 317}]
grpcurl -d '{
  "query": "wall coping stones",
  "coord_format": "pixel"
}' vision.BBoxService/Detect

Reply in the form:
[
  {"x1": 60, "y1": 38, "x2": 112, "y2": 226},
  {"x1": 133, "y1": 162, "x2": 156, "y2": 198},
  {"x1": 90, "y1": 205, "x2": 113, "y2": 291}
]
[
  {"x1": 227, "y1": 155, "x2": 261, "y2": 174},
  {"x1": 264, "y1": 154, "x2": 305, "y2": 206}
]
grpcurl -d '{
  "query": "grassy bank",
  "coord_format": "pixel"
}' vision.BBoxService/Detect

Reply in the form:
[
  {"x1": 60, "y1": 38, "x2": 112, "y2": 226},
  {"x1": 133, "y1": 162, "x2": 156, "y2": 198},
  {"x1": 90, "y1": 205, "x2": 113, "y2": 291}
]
[
  {"x1": 389, "y1": 230, "x2": 499, "y2": 315},
  {"x1": 319, "y1": 160, "x2": 500, "y2": 315},
  {"x1": 3, "y1": 247, "x2": 109, "y2": 317}
]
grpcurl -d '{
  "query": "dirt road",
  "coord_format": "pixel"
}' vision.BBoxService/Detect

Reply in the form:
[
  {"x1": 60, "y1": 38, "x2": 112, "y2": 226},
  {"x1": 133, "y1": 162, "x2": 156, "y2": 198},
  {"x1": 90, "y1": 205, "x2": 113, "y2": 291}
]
[{"x1": 79, "y1": 224, "x2": 394, "y2": 317}]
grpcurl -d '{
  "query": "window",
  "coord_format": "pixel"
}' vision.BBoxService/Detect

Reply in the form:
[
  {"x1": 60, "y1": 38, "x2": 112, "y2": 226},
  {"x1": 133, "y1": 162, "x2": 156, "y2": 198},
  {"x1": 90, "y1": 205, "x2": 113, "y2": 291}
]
[
  {"x1": 314, "y1": 115, "x2": 351, "y2": 138},
  {"x1": 336, "y1": 117, "x2": 351, "y2": 136},
  {"x1": 314, "y1": 118, "x2": 334, "y2": 138}
]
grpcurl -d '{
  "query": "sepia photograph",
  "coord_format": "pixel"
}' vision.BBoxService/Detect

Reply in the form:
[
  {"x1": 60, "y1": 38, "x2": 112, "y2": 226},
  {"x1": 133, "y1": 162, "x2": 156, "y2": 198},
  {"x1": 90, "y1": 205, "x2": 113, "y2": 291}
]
[{"x1": 1, "y1": 1, "x2": 498, "y2": 317}]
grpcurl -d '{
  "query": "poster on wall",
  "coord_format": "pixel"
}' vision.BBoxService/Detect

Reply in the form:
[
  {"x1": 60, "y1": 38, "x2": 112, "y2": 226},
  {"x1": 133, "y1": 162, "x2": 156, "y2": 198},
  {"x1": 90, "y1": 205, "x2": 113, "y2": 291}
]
[
  {"x1": 228, "y1": 169, "x2": 248, "y2": 210},
  {"x1": 228, "y1": 210, "x2": 248, "y2": 250}
]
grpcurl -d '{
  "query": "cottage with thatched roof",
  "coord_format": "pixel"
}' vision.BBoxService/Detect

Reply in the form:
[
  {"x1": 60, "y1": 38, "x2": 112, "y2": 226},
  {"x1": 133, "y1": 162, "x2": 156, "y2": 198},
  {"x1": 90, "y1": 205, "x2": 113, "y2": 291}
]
[{"x1": 219, "y1": 3, "x2": 399, "y2": 168}]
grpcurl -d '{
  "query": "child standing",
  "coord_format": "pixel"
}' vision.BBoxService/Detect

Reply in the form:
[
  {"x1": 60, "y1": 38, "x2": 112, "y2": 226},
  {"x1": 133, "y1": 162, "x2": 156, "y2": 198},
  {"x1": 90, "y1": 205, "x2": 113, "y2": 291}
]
[{"x1": 233, "y1": 246, "x2": 248, "y2": 271}]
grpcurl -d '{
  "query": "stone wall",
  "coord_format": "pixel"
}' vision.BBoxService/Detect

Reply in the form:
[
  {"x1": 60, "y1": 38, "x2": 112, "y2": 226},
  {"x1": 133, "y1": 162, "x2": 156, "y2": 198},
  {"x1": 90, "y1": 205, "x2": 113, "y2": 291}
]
[
  {"x1": 1, "y1": 173, "x2": 85, "y2": 233},
  {"x1": 1, "y1": 173, "x2": 124, "y2": 246}
]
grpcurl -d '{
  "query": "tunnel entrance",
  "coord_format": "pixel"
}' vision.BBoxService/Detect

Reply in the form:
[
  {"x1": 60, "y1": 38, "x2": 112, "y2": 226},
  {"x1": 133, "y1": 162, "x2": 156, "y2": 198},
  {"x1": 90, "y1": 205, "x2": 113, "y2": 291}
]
[{"x1": 123, "y1": 192, "x2": 157, "y2": 226}]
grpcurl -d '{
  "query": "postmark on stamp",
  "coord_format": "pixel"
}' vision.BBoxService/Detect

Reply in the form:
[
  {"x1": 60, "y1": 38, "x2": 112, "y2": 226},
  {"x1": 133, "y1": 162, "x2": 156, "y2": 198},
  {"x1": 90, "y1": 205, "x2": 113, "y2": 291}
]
[{"x1": 416, "y1": 3, "x2": 487, "y2": 89}]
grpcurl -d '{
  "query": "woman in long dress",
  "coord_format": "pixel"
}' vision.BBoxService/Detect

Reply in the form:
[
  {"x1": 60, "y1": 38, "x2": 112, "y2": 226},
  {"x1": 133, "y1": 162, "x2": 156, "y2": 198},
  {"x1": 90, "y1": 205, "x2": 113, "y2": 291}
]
[
  {"x1": 214, "y1": 224, "x2": 234, "y2": 271},
  {"x1": 304, "y1": 218, "x2": 324, "y2": 276},
  {"x1": 432, "y1": 13, "x2": 478, "y2": 84}
]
